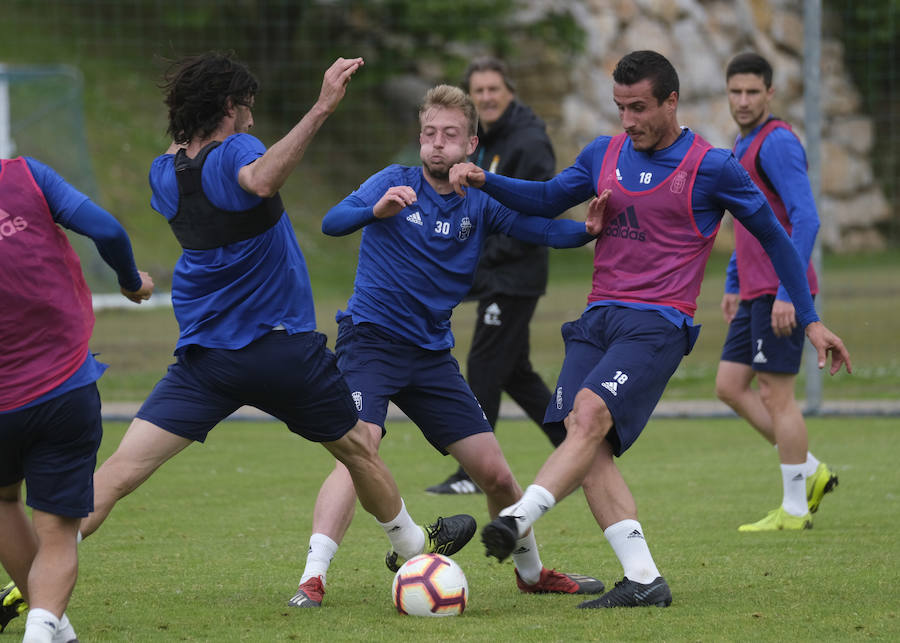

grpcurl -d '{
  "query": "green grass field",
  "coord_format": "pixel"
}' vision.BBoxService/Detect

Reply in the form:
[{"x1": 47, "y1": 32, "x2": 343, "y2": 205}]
[{"x1": 4, "y1": 416, "x2": 898, "y2": 641}]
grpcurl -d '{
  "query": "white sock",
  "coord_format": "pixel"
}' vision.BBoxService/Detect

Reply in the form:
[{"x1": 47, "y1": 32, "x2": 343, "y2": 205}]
[
  {"x1": 781, "y1": 463, "x2": 808, "y2": 516},
  {"x1": 51, "y1": 613, "x2": 76, "y2": 643},
  {"x1": 604, "y1": 519, "x2": 661, "y2": 584},
  {"x1": 76, "y1": 531, "x2": 83, "y2": 544},
  {"x1": 803, "y1": 452, "x2": 821, "y2": 478},
  {"x1": 300, "y1": 533, "x2": 339, "y2": 586},
  {"x1": 377, "y1": 499, "x2": 425, "y2": 560},
  {"x1": 498, "y1": 485, "x2": 556, "y2": 538},
  {"x1": 23, "y1": 608, "x2": 59, "y2": 643},
  {"x1": 511, "y1": 530, "x2": 543, "y2": 585}
]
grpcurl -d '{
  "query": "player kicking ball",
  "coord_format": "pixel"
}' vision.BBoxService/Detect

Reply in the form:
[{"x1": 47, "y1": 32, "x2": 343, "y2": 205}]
[{"x1": 289, "y1": 84, "x2": 606, "y2": 609}]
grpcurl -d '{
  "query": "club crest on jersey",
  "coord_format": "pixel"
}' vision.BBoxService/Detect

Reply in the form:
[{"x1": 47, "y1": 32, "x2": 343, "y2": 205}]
[
  {"x1": 352, "y1": 391, "x2": 363, "y2": 411},
  {"x1": 670, "y1": 170, "x2": 688, "y2": 194},
  {"x1": 457, "y1": 216, "x2": 472, "y2": 241}
]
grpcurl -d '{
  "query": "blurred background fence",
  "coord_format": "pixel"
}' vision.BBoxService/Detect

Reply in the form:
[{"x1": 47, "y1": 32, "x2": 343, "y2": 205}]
[{"x1": 1, "y1": 0, "x2": 897, "y2": 405}]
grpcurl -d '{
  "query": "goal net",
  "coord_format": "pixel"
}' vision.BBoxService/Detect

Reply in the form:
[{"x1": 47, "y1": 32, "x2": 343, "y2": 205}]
[{"x1": 1, "y1": 63, "x2": 118, "y2": 293}]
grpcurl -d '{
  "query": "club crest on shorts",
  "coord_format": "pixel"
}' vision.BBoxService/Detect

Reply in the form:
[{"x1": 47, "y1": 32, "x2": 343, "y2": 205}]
[
  {"x1": 556, "y1": 386, "x2": 563, "y2": 410},
  {"x1": 352, "y1": 391, "x2": 363, "y2": 411},
  {"x1": 457, "y1": 216, "x2": 472, "y2": 241}
]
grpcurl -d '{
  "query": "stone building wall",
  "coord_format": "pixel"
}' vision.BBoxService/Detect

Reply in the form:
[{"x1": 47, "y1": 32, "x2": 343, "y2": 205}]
[{"x1": 510, "y1": 0, "x2": 890, "y2": 251}]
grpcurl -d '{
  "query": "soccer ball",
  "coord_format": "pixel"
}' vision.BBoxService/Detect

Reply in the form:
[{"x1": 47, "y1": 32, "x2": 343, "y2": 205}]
[{"x1": 391, "y1": 553, "x2": 468, "y2": 616}]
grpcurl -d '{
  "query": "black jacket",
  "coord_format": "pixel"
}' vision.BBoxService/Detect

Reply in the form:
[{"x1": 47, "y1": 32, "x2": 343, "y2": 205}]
[{"x1": 466, "y1": 100, "x2": 556, "y2": 300}]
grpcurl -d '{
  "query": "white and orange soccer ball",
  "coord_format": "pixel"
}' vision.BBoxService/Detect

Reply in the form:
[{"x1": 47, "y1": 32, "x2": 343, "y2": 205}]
[{"x1": 391, "y1": 553, "x2": 468, "y2": 616}]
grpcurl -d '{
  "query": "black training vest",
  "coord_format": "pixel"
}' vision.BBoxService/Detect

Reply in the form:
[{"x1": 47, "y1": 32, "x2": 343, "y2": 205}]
[{"x1": 169, "y1": 141, "x2": 285, "y2": 250}]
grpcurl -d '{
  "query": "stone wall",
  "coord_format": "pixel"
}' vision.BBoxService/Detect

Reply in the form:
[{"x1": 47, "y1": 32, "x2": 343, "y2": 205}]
[{"x1": 511, "y1": 0, "x2": 890, "y2": 251}]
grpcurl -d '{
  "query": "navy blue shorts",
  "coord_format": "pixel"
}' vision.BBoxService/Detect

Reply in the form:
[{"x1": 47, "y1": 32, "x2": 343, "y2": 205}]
[
  {"x1": 543, "y1": 306, "x2": 690, "y2": 456},
  {"x1": 0, "y1": 384, "x2": 103, "y2": 517},
  {"x1": 137, "y1": 330, "x2": 357, "y2": 443},
  {"x1": 335, "y1": 320, "x2": 491, "y2": 455},
  {"x1": 720, "y1": 295, "x2": 807, "y2": 374}
]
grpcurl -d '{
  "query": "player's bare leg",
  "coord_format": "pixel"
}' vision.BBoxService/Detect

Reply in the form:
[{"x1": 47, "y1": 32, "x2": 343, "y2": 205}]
[
  {"x1": 80, "y1": 418, "x2": 192, "y2": 539},
  {"x1": 447, "y1": 433, "x2": 521, "y2": 517},
  {"x1": 716, "y1": 360, "x2": 776, "y2": 443},
  {"x1": 0, "y1": 483, "x2": 37, "y2": 600}
]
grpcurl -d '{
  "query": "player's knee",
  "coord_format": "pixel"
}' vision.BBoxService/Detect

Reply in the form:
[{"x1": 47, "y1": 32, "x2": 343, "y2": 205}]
[
  {"x1": 328, "y1": 421, "x2": 381, "y2": 465},
  {"x1": 471, "y1": 464, "x2": 517, "y2": 498},
  {"x1": 757, "y1": 380, "x2": 795, "y2": 414},
  {"x1": 565, "y1": 391, "x2": 612, "y2": 444},
  {"x1": 714, "y1": 375, "x2": 736, "y2": 404}
]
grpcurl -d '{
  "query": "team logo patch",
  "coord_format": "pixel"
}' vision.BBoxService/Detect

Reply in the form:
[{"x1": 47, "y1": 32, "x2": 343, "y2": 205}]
[
  {"x1": 556, "y1": 386, "x2": 563, "y2": 410},
  {"x1": 483, "y1": 302, "x2": 501, "y2": 326},
  {"x1": 352, "y1": 391, "x2": 363, "y2": 412},
  {"x1": 458, "y1": 216, "x2": 472, "y2": 241},
  {"x1": 670, "y1": 170, "x2": 688, "y2": 194}
]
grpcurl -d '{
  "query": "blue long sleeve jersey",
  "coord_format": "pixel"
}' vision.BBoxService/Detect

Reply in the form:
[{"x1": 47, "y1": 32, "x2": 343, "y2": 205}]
[
  {"x1": 26, "y1": 158, "x2": 142, "y2": 291},
  {"x1": 476, "y1": 129, "x2": 819, "y2": 328},
  {"x1": 323, "y1": 164, "x2": 594, "y2": 350},
  {"x1": 724, "y1": 124, "x2": 820, "y2": 301}
]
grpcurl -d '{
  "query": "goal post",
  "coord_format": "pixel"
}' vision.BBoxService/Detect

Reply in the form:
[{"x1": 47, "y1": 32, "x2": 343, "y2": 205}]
[{"x1": 0, "y1": 62, "x2": 117, "y2": 293}]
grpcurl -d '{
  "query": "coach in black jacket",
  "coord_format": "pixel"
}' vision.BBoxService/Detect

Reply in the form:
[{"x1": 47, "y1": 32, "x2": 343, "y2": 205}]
[{"x1": 426, "y1": 57, "x2": 564, "y2": 495}]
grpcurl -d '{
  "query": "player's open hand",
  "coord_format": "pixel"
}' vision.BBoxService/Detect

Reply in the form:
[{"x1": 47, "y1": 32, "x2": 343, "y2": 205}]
[
  {"x1": 771, "y1": 299, "x2": 797, "y2": 337},
  {"x1": 374, "y1": 186, "x2": 417, "y2": 219},
  {"x1": 317, "y1": 57, "x2": 364, "y2": 114},
  {"x1": 449, "y1": 162, "x2": 485, "y2": 197},
  {"x1": 805, "y1": 321, "x2": 852, "y2": 375},
  {"x1": 720, "y1": 293, "x2": 740, "y2": 323},
  {"x1": 121, "y1": 270, "x2": 154, "y2": 304},
  {"x1": 585, "y1": 189, "x2": 610, "y2": 236}
]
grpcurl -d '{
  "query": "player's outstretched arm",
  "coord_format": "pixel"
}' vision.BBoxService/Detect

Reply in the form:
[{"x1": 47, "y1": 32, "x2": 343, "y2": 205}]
[
  {"x1": 449, "y1": 162, "x2": 486, "y2": 197},
  {"x1": 120, "y1": 270, "x2": 154, "y2": 304},
  {"x1": 805, "y1": 321, "x2": 852, "y2": 375},
  {"x1": 240, "y1": 57, "x2": 364, "y2": 198}
]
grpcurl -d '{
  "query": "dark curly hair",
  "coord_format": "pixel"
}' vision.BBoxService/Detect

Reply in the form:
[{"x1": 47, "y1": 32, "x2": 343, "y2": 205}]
[
  {"x1": 613, "y1": 50, "x2": 680, "y2": 105},
  {"x1": 163, "y1": 52, "x2": 259, "y2": 144}
]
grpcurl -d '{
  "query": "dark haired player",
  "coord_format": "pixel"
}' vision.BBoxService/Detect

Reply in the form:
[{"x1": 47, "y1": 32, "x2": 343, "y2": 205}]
[
  {"x1": 72, "y1": 53, "x2": 476, "y2": 597},
  {"x1": 451, "y1": 50, "x2": 851, "y2": 608},
  {"x1": 716, "y1": 52, "x2": 838, "y2": 532}
]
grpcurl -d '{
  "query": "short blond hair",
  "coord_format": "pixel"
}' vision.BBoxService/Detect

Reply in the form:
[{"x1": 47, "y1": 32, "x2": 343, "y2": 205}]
[{"x1": 419, "y1": 84, "x2": 478, "y2": 137}]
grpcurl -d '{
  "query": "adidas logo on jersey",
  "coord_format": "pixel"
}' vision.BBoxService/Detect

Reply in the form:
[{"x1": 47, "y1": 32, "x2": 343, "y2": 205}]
[
  {"x1": 601, "y1": 380, "x2": 618, "y2": 396},
  {"x1": 406, "y1": 210, "x2": 423, "y2": 226},
  {"x1": 604, "y1": 205, "x2": 646, "y2": 242},
  {"x1": 0, "y1": 208, "x2": 29, "y2": 240}
]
